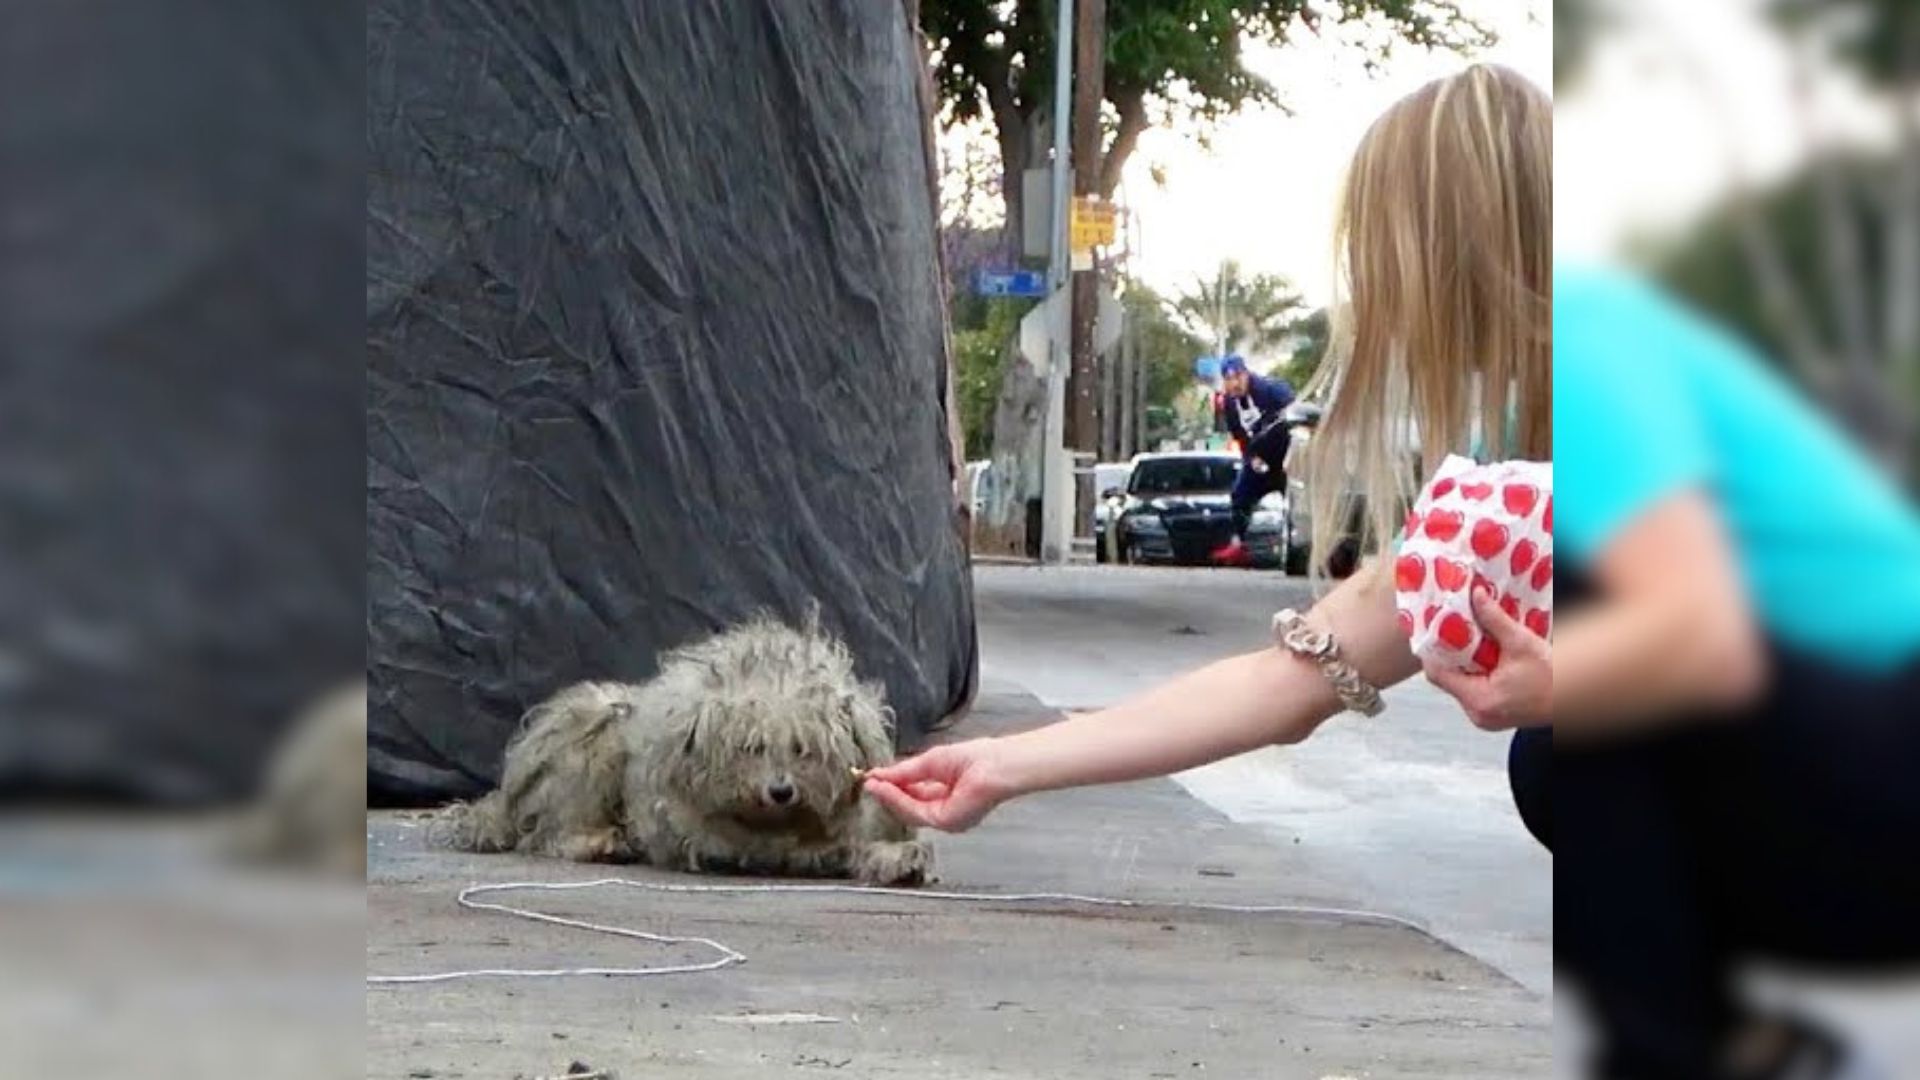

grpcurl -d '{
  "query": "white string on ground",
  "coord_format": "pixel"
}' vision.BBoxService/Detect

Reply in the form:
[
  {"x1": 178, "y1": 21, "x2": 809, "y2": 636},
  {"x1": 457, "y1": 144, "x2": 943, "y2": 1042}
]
[{"x1": 367, "y1": 877, "x2": 1431, "y2": 986}]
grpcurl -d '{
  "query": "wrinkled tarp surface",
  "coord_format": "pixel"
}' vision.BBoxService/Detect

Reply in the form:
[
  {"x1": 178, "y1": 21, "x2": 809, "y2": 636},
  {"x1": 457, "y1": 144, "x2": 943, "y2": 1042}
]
[
  {"x1": 367, "y1": 0, "x2": 976, "y2": 804},
  {"x1": 0, "y1": 2, "x2": 365, "y2": 804}
]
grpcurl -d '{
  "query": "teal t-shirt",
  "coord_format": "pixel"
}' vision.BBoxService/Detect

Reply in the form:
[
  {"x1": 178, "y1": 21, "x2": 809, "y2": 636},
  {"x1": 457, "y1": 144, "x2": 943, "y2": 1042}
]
[{"x1": 1554, "y1": 265, "x2": 1920, "y2": 670}]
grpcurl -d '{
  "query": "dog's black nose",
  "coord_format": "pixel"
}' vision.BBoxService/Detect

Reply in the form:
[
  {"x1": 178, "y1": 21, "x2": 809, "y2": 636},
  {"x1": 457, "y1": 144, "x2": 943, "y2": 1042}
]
[{"x1": 768, "y1": 782, "x2": 796, "y2": 806}]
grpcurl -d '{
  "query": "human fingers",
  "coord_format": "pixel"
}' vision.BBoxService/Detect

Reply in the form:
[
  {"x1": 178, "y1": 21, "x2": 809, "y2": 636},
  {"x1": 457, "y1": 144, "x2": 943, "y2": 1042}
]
[
  {"x1": 862, "y1": 778, "x2": 939, "y2": 828},
  {"x1": 1423, "y1": 657, "x2": 1480, "y2": 700},
  {"x1": 863, "y1": 745, "x2": 962, "y2": 786},
  {"x1": 1424, "y1": 659, "x2": 1508, "y2": 730},
  {"x1": 1471, "y1": 586, "x2": 1535, "y2": 651}
]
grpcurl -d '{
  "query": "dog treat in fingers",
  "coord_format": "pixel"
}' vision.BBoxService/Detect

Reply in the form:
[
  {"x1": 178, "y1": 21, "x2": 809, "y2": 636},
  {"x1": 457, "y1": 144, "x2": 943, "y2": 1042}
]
[{"x1": 1393, "y1": 455, "x2": 1553, "y2": 674}]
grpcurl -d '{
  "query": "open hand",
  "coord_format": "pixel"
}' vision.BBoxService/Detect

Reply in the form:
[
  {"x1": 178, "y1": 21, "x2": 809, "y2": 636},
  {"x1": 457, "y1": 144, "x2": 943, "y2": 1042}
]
[
  {"x1": 1424, "y1": 587, "x2": 1551, "y2": 731},
  {"x1": 862, "y1": 739, "x2": 1015, "y2": 833}
]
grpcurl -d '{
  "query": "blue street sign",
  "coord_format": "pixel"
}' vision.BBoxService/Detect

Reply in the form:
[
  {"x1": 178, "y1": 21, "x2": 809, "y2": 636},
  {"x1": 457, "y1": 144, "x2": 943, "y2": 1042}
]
[{"x1": 973, "y1": 268, "x2": 1048, "y2": 298}]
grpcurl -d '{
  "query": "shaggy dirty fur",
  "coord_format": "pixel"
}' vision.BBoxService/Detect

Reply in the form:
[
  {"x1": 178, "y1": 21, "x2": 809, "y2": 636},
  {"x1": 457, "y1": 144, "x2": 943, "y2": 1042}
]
[
  {"x1": 230, "y1": 680, "x2": 369, "y2": 879},
  {"x1": 432, "y1": 614, "x2": 932, "y2": 886}
]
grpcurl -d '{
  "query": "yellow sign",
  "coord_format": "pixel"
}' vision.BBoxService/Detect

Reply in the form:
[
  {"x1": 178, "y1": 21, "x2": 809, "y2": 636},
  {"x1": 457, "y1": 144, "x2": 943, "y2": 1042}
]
[{"x1": 1070, "y1": 197, "x2": 1118, "y2": 251}]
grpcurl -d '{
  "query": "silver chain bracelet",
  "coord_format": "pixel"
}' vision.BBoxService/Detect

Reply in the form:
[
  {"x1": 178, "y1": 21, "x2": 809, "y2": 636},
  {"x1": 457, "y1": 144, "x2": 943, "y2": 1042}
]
[{"x1": 1272, "y1": 608, "x2": 1385, "y2": 718}]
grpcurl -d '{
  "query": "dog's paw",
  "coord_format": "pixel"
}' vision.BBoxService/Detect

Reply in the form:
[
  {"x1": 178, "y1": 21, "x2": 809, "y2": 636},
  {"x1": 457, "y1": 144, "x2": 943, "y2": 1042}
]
[
  {"x1": 855, "y1": 840, "x2": 933, "y2": 887},
  {"x1": 556, "y1": 827, "x2": 632, "y2": 863}
]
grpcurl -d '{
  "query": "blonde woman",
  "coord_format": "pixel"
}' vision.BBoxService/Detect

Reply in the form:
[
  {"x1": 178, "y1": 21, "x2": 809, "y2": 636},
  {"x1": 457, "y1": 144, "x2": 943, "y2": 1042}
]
[{"x1": 871, "y1": 66, "x2": 1552, "y2": 841}]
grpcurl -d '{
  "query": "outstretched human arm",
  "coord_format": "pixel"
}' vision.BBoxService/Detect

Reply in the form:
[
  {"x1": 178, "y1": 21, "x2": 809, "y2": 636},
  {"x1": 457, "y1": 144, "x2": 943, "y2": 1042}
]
[{"x1": 864, "y1": 564, "x2": 1420, "y2": 831}]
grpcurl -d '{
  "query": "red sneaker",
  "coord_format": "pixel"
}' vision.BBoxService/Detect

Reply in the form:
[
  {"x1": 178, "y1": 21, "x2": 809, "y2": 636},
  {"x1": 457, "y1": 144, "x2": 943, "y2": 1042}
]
[{"x1": 1211, "y1": 538, "x2": 1250, "y2": 565}]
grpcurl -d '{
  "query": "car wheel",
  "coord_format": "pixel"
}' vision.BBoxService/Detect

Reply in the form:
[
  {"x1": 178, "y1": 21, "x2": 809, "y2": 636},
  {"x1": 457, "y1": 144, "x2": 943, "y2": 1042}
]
[
  {"x1": 1285, "y1": 546, "x2": 1310, "y2": 577},
  {"x1": 1282, "y1": 513, "x2": 1310, "y2": 577}
]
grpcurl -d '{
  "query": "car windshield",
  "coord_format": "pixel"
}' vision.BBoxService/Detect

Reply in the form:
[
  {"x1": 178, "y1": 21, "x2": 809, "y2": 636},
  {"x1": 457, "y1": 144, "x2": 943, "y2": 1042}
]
[{"x1": 1129, "y1": 458, "x2": 1238, "y2": 494}]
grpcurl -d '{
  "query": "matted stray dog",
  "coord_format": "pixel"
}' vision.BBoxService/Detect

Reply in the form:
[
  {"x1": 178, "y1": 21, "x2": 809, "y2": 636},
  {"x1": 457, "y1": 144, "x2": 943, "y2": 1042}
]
[
  {"x1": 230, "y1": 680, "x2": 369, "y2": 879},
  {"x1": 432, "y1": 612, "x2": 933, "y2": 886}
]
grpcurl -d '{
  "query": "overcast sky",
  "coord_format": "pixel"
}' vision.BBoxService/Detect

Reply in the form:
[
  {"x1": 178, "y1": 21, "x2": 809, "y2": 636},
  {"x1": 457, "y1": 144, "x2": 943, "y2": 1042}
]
[
  {"x1": 941, "y1": 0, "x2": 1893, "y2": 324},
  {"x1": 1556, "y1": 0, "x2": 1897, "y2": 263},
  {"x1": 1109, "y1": 0, "x2": 1551, "y2": 307}
]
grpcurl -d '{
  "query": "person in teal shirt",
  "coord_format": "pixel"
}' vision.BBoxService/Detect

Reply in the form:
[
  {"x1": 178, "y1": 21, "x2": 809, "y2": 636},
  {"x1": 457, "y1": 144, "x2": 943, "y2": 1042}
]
[
  {"x1": 1555, "y1": 266, "x2": 1920, "y2": 671},
  {"x1": 1551, "y1": 264, "x2": 1920, "y2": 1080}
]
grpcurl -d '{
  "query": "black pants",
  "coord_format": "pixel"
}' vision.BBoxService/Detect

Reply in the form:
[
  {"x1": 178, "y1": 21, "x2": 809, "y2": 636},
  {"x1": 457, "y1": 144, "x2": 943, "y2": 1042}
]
[
  {"x1": 1228, "y1": 462, "x2": 1284, "y2": 539},
  {"x1": 1508, "y1": 599, "x2": 1920, "y2": 1077}
]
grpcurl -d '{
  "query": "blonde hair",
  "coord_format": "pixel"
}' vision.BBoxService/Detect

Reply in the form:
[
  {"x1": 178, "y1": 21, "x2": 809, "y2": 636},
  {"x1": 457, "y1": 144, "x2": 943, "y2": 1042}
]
[{"x1": 1303, "y1": 63, "x2": 1551, "y2": 578}]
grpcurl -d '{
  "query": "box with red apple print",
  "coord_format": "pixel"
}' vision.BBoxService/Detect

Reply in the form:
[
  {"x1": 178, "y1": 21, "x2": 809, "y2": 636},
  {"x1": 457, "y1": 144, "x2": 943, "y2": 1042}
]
[{"x1": 1394, "y1": 455, "x2": 1553, "y2": 674}]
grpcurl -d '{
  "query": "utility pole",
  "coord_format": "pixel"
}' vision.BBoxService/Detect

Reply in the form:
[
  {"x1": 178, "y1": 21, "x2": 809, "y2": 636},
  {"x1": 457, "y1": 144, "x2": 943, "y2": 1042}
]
[
  {"x1": 1038, "y1": 0, "x2": 1074, "y2": 565},
  {"x1": 1121, "y1": 177, "x2": 1142, "y2": 458},
  {"x1": 1098, "y1": 270, "x2": 1120, "y2": 463},
  {"x1": 1119, "y1": 297, "x2": 1135, "y2": 456},
  {"x1": 1215, "y1": 261, "x2": 1229, "y2": 361},
  {"x1": 1067, "y1": 0, "x2": 1105, "y2": 535}
]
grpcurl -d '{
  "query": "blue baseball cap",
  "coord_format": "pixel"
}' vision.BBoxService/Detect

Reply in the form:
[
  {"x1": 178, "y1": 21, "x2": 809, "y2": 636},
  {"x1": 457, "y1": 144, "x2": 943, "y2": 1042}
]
[{"x1": 1219, "y1": 355, "x2": 1248, "y2": 376}]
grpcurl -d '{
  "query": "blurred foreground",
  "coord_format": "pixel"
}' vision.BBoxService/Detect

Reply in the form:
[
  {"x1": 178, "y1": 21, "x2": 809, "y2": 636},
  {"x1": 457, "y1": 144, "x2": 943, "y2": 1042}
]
[
  {"x1": 1559, "y1": 2, "x2": 1920, "y2": 1076},
  {"x1": 1560, "y1": 0, "x2": 1920, "y2": 483},
  {"x1": 0, "y1": 817, "x2": 364, "y2": 1078},
  {"x1": 2, "y1": 1, "x2": 364, "y2": 1077}
]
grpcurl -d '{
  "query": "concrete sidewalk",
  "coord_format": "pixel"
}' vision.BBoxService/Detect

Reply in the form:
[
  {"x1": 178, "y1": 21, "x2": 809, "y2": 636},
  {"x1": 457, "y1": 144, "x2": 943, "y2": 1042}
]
[
  {"x1": 367, "y1": 687, "x2": 1551, "y2": 1079},
  {"x1": 971, "y1": 563, "x2": 1555, "y2": 995}
]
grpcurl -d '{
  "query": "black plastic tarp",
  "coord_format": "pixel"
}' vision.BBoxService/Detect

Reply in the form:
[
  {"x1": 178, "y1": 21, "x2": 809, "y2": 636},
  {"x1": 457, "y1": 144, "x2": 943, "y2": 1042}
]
[
  {"x1": 367, "y1": 0, "x2": 976, "y2": 804},
  {"x1": 1, "y1": 2, "x2": 364, "y2": 805}
]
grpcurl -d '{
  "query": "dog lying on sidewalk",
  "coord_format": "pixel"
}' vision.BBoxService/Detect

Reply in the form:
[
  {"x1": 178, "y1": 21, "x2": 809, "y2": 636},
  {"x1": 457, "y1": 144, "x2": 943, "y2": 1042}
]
[
  {"x1": 230, "y1": 680, "x2": 368, "y2": 879},
  {"x1": 431, "y1": 613, "x2": 932, "y2": 886}
]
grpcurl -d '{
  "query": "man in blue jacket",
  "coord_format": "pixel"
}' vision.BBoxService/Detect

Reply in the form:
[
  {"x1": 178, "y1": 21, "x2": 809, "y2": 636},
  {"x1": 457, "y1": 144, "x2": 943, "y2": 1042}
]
[{"x1": 1213, "y1": 355, "x2": 1295, "y2": 564}]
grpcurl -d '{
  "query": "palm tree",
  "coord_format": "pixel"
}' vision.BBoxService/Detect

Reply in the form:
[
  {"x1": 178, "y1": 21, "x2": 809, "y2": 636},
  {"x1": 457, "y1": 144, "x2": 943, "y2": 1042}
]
[{"x1": 1173, "y1": 260, "x2": 1309, "y2": 362}]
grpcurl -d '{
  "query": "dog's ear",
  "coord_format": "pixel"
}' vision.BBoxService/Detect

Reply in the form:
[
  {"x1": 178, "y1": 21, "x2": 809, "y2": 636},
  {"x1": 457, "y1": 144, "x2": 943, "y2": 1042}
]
[{"x1": 845, "y1": 684, "x2": 897, "y2": 768}]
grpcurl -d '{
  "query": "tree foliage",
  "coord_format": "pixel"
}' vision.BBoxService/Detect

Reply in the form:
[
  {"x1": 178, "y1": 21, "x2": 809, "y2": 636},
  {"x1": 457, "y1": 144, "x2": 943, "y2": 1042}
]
[
  {"x1": 952, "y1": 298, "x2": 1031, "y2": 459},
  {"x1": 1558, "y1": 0, "x2": 1916, "y2": 92},
  {"x1": 921, "y1": 0, "x2": 1490, "y2": 226},
  {"x1": 1654, "y1": 161, "x2": 1920, "y2": 483},
  {"x1": 1767, "y1": 0, "x2": 1920, "y2": 89},
  {"x1": 1552, "y1": 0, "x2": 1603, "y2": 92},
  {"x1": 1560, "y1": 0, "x2": 1919, "y2": 479},
  {"x1": 1171, "y1": 259, "x2": 1309, "y2": 359},
  {"x1": 1121, "y1": 280, "x2": 1212, "y2": 419},
  {"x1": 1651, "y1": 152, "x2": 1915, "y2": 395},
  {"x1": 1280, "y1": 306, "x2": 1330, "y2": 388},
  {"x1": 953, "y1": 279, "x2": 1216, "y2": 456}
]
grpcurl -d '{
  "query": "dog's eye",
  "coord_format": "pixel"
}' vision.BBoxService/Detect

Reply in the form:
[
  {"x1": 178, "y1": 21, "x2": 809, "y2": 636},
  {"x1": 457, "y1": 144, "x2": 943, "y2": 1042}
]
[{"x1": 791, "y1": 737, "x2": 805, "y2": 757}]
